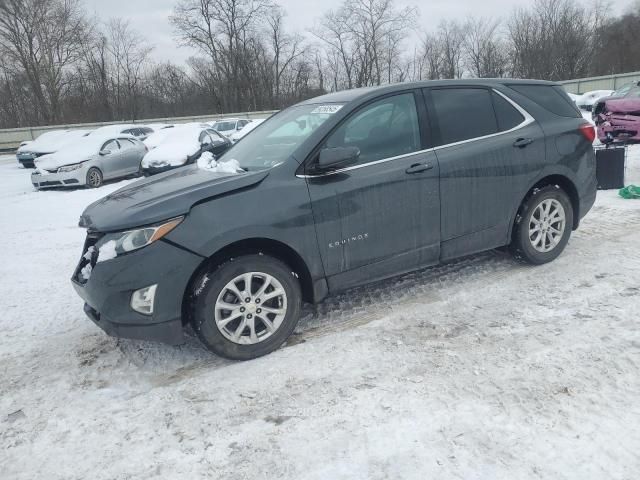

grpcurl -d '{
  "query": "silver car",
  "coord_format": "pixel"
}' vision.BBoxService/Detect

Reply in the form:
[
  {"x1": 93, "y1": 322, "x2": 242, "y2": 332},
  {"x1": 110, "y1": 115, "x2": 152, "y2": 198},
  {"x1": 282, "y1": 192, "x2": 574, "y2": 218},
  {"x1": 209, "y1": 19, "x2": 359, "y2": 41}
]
[
  {"x1": 31, "y1": 134, "x2": 147, "y2": 189},
  {"x1": 211, "y1": 118, "x2": 251, "y2": 137}
]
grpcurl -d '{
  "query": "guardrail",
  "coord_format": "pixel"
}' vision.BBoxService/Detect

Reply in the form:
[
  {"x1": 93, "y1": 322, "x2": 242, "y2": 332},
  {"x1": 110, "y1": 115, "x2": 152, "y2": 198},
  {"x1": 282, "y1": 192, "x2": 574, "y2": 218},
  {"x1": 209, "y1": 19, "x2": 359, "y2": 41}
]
[
  {"x1": 559, "y1": 71, "x2": 640, "y2": 94},
  {"x1": 4, "y1": 70, "x2": 640, "y2": 151},
  {"x1": 0, "y1": 110, "x2": 278, "y2": 152}
]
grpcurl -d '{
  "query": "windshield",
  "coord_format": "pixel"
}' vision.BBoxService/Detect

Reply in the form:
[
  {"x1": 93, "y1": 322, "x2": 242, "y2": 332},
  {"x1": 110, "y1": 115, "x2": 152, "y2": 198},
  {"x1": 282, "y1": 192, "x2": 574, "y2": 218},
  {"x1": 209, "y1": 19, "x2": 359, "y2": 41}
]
[
  {"x1": 214, "y1": 121, "x2": 237, "y2": 131},
  {"x1": 217, "y1": 104, "x2": 343, "y2": 170}
]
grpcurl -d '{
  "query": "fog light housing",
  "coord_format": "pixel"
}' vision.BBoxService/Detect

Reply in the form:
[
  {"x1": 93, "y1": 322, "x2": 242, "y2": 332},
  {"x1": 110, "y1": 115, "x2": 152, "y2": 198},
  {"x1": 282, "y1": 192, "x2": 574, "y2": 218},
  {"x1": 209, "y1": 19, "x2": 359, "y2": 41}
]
[{"x1": 130, "y1": 285, "x2": 157, "y2": 315}]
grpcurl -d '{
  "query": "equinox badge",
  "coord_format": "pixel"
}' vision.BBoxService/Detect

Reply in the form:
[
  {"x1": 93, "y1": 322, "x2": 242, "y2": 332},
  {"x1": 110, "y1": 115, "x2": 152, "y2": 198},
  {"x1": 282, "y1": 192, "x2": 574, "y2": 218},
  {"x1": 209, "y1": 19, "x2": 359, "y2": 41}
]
[{"x1": 329, "y1": 233, "x2": 369, "y2": 248}]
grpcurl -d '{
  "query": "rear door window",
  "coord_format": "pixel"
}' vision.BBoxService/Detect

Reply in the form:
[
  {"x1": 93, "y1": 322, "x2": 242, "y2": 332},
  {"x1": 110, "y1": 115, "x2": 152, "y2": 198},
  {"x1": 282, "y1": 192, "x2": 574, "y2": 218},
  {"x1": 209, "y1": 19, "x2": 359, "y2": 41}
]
[
  {"x1": 508, "y1": 84, "x2": 580, "y2": 118},
  {"x1": 492, "y1": 92, "x2": 525, "y2": 131},
  {"x1": 430, "y1": 88, "x2": 498, "y2": 145},
  {"x1": 118, "y1": 138, "x2": 136, "y2": 150}
]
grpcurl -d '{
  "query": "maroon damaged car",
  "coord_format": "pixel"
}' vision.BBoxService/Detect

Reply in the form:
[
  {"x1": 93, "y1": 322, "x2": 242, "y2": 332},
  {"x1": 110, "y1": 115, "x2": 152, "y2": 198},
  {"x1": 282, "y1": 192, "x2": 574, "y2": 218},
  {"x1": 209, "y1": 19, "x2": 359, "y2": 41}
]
[{"x1": 593, "y1": 81, "x2": 640, "y2": 143}]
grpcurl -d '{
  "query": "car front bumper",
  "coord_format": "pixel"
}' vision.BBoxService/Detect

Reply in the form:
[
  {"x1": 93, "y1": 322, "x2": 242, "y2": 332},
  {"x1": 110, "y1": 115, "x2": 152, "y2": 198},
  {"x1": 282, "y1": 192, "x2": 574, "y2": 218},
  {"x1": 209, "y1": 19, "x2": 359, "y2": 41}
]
[
  {"x1": 31, "y1": 166, "x2": 86, "y2": 189},
  {"x1": 72, "y1": 235, "x2": 204, "y2": 345},
  {"x1": 17, "y1": 153, "x2": 36, "y2": 168}
]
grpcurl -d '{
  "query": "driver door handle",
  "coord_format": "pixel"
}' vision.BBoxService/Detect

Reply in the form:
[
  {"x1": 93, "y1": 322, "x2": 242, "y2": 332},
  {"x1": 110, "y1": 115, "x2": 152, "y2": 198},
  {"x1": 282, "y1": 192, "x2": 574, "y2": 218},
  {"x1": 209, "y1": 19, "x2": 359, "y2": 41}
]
[
  {"x1": 405, "y1": 162, "x2": 434, "y2": 174},
  {"x1": 513, "y1": 137, "x2": 534, "y2": 148}
]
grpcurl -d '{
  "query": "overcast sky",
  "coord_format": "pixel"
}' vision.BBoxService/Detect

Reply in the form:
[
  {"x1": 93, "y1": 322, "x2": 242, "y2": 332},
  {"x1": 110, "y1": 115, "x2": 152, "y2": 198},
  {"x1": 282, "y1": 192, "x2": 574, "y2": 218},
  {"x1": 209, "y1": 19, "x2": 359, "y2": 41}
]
[{"x1": 85, "y1": 0, "x2": 637, "y2": 65}]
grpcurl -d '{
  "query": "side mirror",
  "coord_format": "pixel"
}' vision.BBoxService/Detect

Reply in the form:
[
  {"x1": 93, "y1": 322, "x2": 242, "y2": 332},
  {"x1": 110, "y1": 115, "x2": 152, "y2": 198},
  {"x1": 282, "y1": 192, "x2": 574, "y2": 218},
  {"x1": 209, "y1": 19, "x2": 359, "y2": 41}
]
[
  {"x1": 99, "y1": 149, "x2": 111, "y2": 156},
  {"x1": 318, "y1": 146, "x2": 360, "y2": 170}
]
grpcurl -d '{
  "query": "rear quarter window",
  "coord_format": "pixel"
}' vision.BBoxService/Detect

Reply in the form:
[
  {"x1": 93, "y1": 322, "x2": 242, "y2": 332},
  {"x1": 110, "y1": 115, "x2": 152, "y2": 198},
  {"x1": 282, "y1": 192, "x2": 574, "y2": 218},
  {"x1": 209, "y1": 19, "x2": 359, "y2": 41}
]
[
  {"x1": 491, "y1": 92, "x2": 525, "y2": 131},
  {"x1": 508, "y1": 84, "x2": 580, "y2": 118}
]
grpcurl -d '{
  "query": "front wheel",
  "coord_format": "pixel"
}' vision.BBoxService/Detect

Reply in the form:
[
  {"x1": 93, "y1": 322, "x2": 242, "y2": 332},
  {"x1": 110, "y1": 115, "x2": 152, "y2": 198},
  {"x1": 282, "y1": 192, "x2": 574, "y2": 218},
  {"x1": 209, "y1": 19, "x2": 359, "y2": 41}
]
[
  {"x1": 191, "y1": 254, "x2": 302, "y2": 360},
  {"x1": 511, "y1": 185, "x2": 574, "y2": 264},
  {"x1": 86, "y1": 167, "x2": 103, "y2": 188}
]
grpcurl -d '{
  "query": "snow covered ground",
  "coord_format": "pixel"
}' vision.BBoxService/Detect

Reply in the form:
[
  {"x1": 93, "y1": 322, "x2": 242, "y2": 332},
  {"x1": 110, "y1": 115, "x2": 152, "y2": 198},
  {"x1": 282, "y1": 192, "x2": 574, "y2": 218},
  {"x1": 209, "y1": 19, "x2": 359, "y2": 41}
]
[{"x1": 1, "y1": 148, "x2": 640, "y2": 479}]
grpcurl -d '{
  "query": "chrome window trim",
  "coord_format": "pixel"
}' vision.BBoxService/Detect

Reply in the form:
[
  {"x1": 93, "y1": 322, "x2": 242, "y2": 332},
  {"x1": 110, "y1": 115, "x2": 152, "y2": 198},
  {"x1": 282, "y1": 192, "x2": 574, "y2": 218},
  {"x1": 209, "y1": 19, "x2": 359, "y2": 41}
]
[
  {"x1": 297, "y1": 148, "x2": 434, "y2": 178},
  {"x1": 297, "y1": 88, "x2": 535, "y2": 179}
]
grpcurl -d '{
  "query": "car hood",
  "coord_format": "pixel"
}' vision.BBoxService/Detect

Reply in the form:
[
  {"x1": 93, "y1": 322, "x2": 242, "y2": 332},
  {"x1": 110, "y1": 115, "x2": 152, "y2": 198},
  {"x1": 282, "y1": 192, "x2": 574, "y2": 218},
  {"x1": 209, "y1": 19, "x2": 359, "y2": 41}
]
[
  {"x1": 79, "y1": 164, "x2": 269, "y2": 232},
  {"x1": 35, "y1": 151, "x2": 89, "y2": 170},
  {"x1": 600, "y1": 98, "x2": 640, "y2": 114}
]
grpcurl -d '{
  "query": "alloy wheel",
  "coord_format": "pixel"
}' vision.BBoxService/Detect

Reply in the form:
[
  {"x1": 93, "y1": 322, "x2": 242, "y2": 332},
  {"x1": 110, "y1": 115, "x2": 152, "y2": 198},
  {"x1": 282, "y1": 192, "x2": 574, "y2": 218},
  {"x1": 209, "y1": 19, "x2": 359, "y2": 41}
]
[
  {"x1": 214, "y1": 272, "x2": 288, "y2": 345},
  {"x1": 528, "y1": 198, "x2": 566, "y2": 253},
  {"x1": 88, "y1": 169, "x2": 101, "y2": 187}
]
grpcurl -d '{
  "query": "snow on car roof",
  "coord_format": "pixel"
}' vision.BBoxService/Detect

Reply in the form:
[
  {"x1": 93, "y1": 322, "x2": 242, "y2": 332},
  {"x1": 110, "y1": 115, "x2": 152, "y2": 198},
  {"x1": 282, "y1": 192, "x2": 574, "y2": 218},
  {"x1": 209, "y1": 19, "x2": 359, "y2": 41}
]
[
  {"x1": 154, "y1": 124, "x2": 207, "y2": 144},
  {"x1": 89, "y1": 124, "x2": 137, "y2": 136},
  {"x1": 52, "y1": 133, "x2": 136, "y2": 156},
  {"x1": 29, "y1": 129, "x2": 93, "y2": 153}
]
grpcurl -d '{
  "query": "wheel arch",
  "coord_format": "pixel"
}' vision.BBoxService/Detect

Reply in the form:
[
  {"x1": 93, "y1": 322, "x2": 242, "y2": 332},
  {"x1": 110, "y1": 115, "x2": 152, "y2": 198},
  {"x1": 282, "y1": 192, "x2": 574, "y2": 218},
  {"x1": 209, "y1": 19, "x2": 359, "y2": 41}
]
[
  {"x1": 86, "y1": 165, "x2": 103, "y2": 187},
  {"x1": 510, "y1": 174, "x2": 580, "y2": 238},
  {"x1": 181, "y1": 237, "x2": 316, "y2": 326}
]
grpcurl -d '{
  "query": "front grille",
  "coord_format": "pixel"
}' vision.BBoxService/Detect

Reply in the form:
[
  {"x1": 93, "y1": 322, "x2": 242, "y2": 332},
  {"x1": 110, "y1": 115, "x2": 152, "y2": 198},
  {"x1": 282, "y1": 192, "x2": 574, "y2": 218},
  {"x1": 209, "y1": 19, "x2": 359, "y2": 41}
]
[
  {"x1": 73, "y1": 232, "x2": 103, "y2": 285},
  {"x1": 38, "y1": 180, "x2": 62, "y2": 187}
]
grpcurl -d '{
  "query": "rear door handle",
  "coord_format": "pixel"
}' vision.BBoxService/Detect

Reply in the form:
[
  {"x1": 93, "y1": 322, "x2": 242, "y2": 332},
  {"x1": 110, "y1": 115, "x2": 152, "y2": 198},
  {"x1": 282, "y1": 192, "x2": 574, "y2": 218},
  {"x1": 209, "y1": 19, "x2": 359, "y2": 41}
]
[
  {"x1": 513, "y1": 137, "x2": 534, "y2": 148},
  {"x1": 405, "y1": 162, "x2": 434, "y2": 174}
]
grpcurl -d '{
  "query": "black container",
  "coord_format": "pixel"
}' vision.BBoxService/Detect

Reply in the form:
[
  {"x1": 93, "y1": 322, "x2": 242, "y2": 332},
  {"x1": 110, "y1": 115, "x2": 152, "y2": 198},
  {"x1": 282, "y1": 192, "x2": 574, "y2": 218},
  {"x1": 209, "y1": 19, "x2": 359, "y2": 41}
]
[{"x1": 595, "y1": 147, "x2": 625, "y2": 190}]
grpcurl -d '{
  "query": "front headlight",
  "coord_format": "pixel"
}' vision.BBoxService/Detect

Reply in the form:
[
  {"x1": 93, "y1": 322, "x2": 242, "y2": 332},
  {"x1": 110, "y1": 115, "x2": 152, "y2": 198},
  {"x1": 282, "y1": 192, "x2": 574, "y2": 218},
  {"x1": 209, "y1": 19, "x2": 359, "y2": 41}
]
[
  {"x1": 58, "y1": 162, "x2": 85, "y2": 173},
  {"x1": 96, "y1": 217, "x2": 184, "y2": 262}
]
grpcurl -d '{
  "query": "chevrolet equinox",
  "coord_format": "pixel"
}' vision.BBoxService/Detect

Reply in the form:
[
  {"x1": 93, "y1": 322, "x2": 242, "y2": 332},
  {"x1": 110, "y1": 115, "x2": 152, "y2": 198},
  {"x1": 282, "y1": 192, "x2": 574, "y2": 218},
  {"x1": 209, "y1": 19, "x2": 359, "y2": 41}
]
[{"x1": 73, "y1": 80, "x2": 597, "y2": 360}]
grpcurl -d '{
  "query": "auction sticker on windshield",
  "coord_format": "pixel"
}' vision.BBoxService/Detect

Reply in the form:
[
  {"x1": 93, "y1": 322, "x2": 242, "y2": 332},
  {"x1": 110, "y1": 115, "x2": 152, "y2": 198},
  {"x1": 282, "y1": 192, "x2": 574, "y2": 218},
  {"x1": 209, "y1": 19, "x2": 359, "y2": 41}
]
[{"x1": 311, "y1": 105, "x2": 343, "y2": 114}]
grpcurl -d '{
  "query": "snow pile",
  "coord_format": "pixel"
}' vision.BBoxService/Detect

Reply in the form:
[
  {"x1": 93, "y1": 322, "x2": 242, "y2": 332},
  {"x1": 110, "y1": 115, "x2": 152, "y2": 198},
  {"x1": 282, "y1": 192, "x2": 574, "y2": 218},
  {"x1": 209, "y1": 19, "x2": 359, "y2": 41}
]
[
  {"x1": 576, "y1": 89, "x2": 615, "y2": 107},
  {"x1": 79, "y1": 263, "x2": 92, "y2": 281},
  {"x1": 141, "y1": 125, "x2": 203, "y2": 168},
  {"x1": 89, "y1": 124, "x2": 136, "y2": 137},
  {"x1": 97, "y1": 240, "x2": 117, "y2": 263},
  {"x1": 196, "y1": 151, "x2": 242, "y2": 173},
  {"x1": 144, "y1": 127, "x2": 175, "y2": 150},
  {"x1": 26, "y1": 129, "x2": 93, "y2": 155}
]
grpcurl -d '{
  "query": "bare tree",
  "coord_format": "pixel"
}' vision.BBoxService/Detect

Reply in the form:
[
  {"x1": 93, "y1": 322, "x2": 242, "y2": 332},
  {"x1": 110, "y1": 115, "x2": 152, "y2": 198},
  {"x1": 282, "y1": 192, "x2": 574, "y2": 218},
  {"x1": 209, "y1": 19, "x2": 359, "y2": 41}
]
[
  {"x1": 508, "y1": 0, "x2": 594, "y2": 80},
  {"x1": 417, "y1": 33, "x2": 443, "y2": 80},
  {"x1": 314, "y1": 0, "x2": 417, "y2": 90},
  {"x1": 106, "y1": 18, "x2": 153, "y2": 119},
  {"x1": 437, "y1": 20, "x2": 465, "y2": 79},
  {"x1": 266, "y1": 7, "x2": 306, "y2": 108},
  {"x1": 463, "y1": 17, "x2": 509, "y2": 78},
  {"x1": 170, "y1": 0, "x2": 274, "y2": 111},
  {"x1": 0, "y1": 0, "x2": 88, "y2": 124}
]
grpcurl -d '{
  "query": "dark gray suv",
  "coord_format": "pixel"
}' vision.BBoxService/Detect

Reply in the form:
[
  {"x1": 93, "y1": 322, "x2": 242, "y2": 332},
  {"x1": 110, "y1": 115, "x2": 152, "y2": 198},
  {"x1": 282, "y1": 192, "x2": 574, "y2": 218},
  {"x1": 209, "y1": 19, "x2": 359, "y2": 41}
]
[{"x1": 73, "y1": 79, "x2": 597, "y2": 360}]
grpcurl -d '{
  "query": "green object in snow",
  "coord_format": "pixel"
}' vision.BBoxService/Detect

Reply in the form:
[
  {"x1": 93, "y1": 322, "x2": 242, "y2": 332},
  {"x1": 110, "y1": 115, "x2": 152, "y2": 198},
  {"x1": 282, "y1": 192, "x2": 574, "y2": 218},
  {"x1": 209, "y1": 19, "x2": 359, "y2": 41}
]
[{"x1": 619, "y1": 185, "x2": 640, "y2": 199}]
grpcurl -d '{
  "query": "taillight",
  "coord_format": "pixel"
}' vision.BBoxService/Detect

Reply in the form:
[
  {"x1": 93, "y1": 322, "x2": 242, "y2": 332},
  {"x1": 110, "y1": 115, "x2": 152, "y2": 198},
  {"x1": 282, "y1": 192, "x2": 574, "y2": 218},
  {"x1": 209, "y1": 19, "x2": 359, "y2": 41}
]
[{"x1": 579, "y1": 123, "x2": 596, "y2": 143}]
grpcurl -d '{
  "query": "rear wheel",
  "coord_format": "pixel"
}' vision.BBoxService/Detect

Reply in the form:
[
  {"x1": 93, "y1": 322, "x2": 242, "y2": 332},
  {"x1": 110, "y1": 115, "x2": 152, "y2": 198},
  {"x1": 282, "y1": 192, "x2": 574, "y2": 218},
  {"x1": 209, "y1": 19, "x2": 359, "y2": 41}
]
[
  {"x1": 191, "y1": 254, "x2": 302, "y2": 360},
  {"x1": 511, "y1": 185, "x2": 573, "y2": 264},
  {"x1": 86, "y1": 167, "x2": 103, "y2": 188}
]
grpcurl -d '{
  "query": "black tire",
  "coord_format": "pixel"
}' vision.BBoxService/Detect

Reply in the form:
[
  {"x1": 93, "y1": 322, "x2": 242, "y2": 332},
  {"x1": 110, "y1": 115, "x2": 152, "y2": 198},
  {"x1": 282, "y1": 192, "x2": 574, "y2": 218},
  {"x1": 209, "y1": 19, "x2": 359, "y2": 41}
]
[
  {"x1": 511, "y1": 185, "x2": 574, "y2": 265},
  {"x1": 86, "y1": 167, "x2": 103, "y2": 188},
  {"x1": 191, "y1": 254, "x2": 302, "y2": 360}
]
